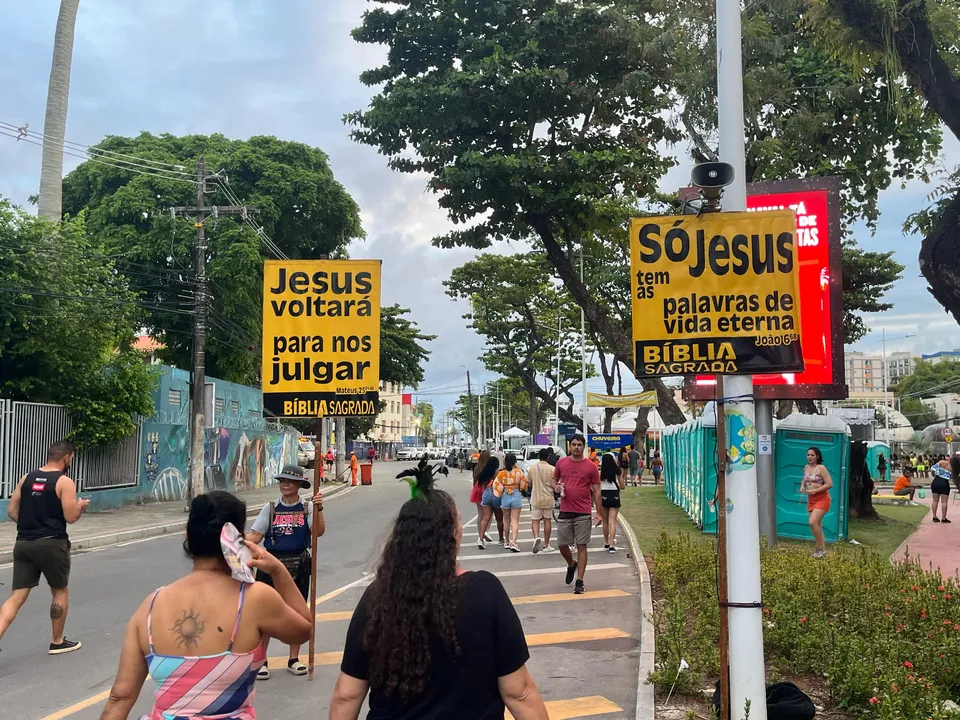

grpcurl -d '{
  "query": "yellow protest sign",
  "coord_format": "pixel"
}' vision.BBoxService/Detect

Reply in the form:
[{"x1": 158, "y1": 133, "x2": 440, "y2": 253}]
[
  {"x1": 586, "y1": 391, "x2": 659, "y2": 408},
  {"x1": 261, "y1": 259, "x2": 381, "y2": 418},
  {"x1": 629, "y1": 210, "x2": 803, "y2": 378}
]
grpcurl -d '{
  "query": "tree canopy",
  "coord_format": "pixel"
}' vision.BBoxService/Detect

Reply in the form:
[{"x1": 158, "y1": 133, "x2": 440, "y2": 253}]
[
  {"x1": 0, "y1": 198, "x2": 156, "y2": 446},
  {"x1": 60, "y1": 132, "x2": 364, "y2": 384}
]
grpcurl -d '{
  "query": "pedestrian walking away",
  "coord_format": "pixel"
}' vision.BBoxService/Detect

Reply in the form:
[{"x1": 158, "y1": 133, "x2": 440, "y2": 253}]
[
  {"x1": 491, "y1": 454, "x2": 527, "y2": 552},
  {"x1": 599, "y1": 453, "x2": 624, "y2": 553},
  {"x1": 471, "y1": 449, "x2": 498, "y2": 545},
  {"x1": 328, "y1": 457, "x2": 549, "y2": 720},
  {"x1": 97, "y1": 491, "x2": 313, "y2": 720},
  {"x1": 246, "y1": 464, "x2": 325, "y2": 679},
  {"x1": 617, "y1": 448, "x2": 630, "y2": 487},
  {"x1": 877, "y1": 453, "x2": 887, "y2": 483},
  {"x1": 527, "y1": 447, "x2": 556, "y2": 555},
  {"x1": 325, "y1": 448, "x2": 335, "y2": 474},
  {"x1": 368, "y1": 446, "x2": 376, "y2": 465},
  {"x1": 802, "y1": 447, "x2": 833, "y2": 559},
  {"x1": 627, "y1": 445, "x2": 642, "y2": 486},
  {"x1": 651, "y1": 451, "x2": 663, "y2": 485},
  {"x1": 552, "y1": 434, "x2": 601, "y2": 595},
  {"x1": 476, "y1": 455, "x2": 504, "y2": 549},
  {"x1": 928, "y1": 455, "x2": 960, "y2": 523},
  {"x1": 0, "y1": 441, "x2": 88, "y2": 655}
]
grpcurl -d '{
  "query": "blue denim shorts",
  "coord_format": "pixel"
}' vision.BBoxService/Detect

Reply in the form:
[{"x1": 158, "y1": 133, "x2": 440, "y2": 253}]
[
  {"x1": 481, "y1": 486, "x2": 501, "y2": 508},
  {"x1": 499, "y1": 492, "x2": 522, "y2": 510}
]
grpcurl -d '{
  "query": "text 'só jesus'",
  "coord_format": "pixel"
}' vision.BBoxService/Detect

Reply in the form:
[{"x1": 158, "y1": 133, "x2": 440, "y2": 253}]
[
  {"x1": 269, "y1": 269, "x2": 374, "y2": 317},
  {"x1": 636, "y1": 224, "x2": 794, "y2": 277}
]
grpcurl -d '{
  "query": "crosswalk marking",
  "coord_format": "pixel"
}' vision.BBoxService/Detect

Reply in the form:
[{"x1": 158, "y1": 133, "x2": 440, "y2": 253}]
[
  {"x1": 506, "y1": 695, "x2": 622, "y2": 720},
  {"x1": 314, "y1": 589, "x2": 631, "y2": 623},
  {"x1": 272, "y1": 628, "x2": 632, "y2": 666}
]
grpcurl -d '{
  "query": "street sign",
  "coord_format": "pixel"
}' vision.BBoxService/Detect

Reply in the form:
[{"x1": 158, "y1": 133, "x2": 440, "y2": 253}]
[
  {"x1": 757, "y1": 434, "x2": 772, "y2": 455},
  {"x1": 942, "y1": 427, "x2": 955, "y2": 439},
  {"x1": 261, "y1": 259, "x2": 382, "y2": 418},
  {"x1": 946, "y1": 435, "x2": 954, "y2": 444},
  {"x1": 630, "y1": 210, "x2": 803, "y2": 378},
  {"x1": 684, "y1": 179, "x2": 846, "y2": 401}
]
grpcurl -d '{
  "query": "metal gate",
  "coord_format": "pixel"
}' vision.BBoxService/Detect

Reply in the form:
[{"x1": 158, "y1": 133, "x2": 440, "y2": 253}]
[{"x1": 0, "y1": 399, "x2": 141, "y2": 498}]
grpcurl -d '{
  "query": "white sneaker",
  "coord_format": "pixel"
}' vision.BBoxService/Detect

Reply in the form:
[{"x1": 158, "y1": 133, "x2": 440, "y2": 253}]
[
  {"x1": 532, "y1": 537, "x2": 544, "y2": 554},
  {"x1": 478, "y1": 540, "x2": 485, "y2": 550},
  {"x1": 542, "y1": 545, "x2": 555, "y2": 553},
  {"x1": 909, "y1": 501, "x2": 920, "y2": 506},
  {"x1": 509, "y1": 544, "x2": 520, "y2": 553}
]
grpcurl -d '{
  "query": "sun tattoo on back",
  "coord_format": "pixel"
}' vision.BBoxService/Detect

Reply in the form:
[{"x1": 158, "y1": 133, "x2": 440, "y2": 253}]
[{"x1": 172, "y1": 608, "x2": 206, "y2": 649}]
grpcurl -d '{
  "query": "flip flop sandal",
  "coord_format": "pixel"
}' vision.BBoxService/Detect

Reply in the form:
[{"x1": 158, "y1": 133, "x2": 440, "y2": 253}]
[
  {"x1": 257, "y1": 666, "x2": 270, "y2": 680},
  {"x1": 288, "y1": 659, "x2": 308, "y2": 676}
]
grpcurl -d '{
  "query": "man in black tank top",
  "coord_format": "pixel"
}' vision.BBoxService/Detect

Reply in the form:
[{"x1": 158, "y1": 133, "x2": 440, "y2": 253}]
[{"x1": 0, "y1": 441, "x2": 89, "y2": 654}]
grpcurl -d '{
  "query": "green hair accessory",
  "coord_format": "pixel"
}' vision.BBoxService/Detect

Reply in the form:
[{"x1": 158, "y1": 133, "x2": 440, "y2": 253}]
[{"x1": 396, "y1": 455, "x2": 449, "y2": 501}]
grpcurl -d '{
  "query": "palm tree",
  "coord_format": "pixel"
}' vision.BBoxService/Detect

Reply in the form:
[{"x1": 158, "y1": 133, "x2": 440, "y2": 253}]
[{"x1": 38, "y1": 0, "x2": 80, "y2": 221}]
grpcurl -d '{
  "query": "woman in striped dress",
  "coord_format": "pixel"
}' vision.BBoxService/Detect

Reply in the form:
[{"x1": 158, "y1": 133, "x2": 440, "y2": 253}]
[{"x1": 98, "y1": 491, "x2": 313, "y2": 719}]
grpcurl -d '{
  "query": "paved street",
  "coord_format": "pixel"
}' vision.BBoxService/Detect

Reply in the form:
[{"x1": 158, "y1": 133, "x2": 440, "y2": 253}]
[{"x1": 0, "y1": 463, "x2": 642, "y2": 720}]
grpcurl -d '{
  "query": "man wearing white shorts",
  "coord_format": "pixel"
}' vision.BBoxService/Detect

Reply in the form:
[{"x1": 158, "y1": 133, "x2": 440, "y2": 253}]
[
  {"x1": 528, "y1": 447, "x2": 556, "y2": 554},
  {"x1": 553, "y1": 434, "x2": 601, "y2": 595}
]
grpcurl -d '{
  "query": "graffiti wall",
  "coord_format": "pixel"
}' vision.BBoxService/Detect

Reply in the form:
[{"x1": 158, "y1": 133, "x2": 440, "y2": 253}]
[{"x1": 142, "y1": 367, "x2": 298, "y2": 502}]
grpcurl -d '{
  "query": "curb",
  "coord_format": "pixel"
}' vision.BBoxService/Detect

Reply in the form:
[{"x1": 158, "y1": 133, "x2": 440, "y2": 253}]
[
  {"x1": 0, "y1": 483, "x2": 351, "y2": 565},
  {"x1": 617, "y1": 512, "x2": 656, "y2": 720}
]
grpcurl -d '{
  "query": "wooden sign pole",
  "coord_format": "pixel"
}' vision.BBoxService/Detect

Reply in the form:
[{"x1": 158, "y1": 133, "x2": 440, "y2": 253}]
[{"x1": 308, "y1": 416, "x2": 322, "y2": 680}]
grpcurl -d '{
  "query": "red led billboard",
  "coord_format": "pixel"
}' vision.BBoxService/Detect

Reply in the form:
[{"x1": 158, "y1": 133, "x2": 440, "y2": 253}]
[{"x1": 683, "y1": 178, "x2": 846, "y2": 401}]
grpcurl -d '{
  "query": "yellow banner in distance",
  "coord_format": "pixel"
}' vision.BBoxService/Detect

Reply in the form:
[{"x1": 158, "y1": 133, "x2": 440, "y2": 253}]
[
  {"x1": 586, "y1": 391, "x2": 659, "y2": 408},
  {"x1": 261, "y1": 259, "x2": 381, "y2": 418},
  {"x1": 629, "y1": 210, "x2": 803, "y2": 378}
]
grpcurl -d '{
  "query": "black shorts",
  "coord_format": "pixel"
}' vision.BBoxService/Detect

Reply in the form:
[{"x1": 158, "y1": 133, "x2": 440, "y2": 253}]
[
  {"x1": 601, "y1": 490, "x2": 622, "y2": 509},
  {"x1": 255, "y1": 552, "x2": 311, "y2": 601},
  {"x1": 931, "y1": 479, "x2": 951, "y2": 496},
  {"x1": 12, "y1": 537, "x2": 71, "y2": 591}
]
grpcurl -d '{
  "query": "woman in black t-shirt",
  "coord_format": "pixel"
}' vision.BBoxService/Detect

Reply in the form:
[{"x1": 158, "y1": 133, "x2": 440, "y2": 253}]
[{"x1": 329, "y1": 458, "x2": 549, "y2": 720}]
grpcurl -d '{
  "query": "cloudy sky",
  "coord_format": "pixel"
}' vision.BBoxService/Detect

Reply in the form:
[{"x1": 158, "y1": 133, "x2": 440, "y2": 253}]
[{"x1": 1, "y1": 1, "x2": 958, "y2": 414}]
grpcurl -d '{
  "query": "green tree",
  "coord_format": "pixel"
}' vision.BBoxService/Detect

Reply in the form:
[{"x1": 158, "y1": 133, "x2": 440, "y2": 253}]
[
  {"x1": 841, "y1": 245, "x2": 904, "y2": 344},
  {"x1": 347, "y1": 0, "x2": 686, "y2": 424},
  {"x1": 414, "y1": 401, "x2": 435, "y2": 443},
  {"x1": 0, "y1": 198, "x2": 157, "y2": 446},
  {"x1": 898, "y1": 397, "x2": 940, "y2": 431},
  {"x1": 60, "y1": 132, "x2": 364, "y2": 384},
  {"x1": 445, "y1": 253, "x2": 590, "y2": 433},
  {"x1": 809, "y1": 0, "x2": 960, "y2": 324}
]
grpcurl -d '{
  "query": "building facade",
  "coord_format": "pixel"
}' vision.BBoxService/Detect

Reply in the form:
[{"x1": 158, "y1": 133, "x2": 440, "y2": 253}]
[
  {"x1": 844, "y1": 350, "x2": 918, "y2": 394},
  {"x1": 922, "y1": 349, "x2": 960, "y2": 365}
]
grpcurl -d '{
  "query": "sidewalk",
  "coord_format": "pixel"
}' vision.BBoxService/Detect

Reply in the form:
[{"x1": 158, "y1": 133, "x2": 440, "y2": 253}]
[
  {"x1": 0, "y1": 475, "x2": 350, "y2": 564},
  {"x1": 892, "y1": 492, "x2": 960, "y2": 577}
]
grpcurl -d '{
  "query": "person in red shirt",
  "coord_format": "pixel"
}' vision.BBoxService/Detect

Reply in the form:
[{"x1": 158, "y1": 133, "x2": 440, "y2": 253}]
[
  {"x1": 368, "y1": 446, "x2": 376, "y2": 464},
  {"x1": 552, "y1": 434, "x2": 601, "y2": 595}
]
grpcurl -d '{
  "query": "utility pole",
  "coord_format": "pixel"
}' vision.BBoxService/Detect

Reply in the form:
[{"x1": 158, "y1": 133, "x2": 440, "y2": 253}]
[
  {"x1": 467, "y1": 371, "x2": 476, "y2": 448},
  {"x1": 172, "y1": 157, "x2": 259, "y2": 504}
]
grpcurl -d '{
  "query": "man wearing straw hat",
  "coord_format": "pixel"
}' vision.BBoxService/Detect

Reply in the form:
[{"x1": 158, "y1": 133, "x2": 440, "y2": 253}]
[{"x1": 247, "y1": 464, "x2": 324, "y2": 679}]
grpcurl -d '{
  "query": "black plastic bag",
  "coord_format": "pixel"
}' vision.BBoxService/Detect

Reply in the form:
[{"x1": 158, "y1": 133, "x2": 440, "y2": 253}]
[{"x1": 712, "y1": 680, "x2": 816, "y2": 720}]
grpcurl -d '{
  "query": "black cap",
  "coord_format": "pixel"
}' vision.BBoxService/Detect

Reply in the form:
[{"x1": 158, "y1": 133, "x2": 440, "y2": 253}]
[{"x1": 275, "y1": 464, "x2": 311, "y2": 489}]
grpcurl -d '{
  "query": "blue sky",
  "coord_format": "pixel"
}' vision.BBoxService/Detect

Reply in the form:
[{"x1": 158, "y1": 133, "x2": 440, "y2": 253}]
[{"x1": 1, "y1": 1, "x2": 957, "y2": 412}]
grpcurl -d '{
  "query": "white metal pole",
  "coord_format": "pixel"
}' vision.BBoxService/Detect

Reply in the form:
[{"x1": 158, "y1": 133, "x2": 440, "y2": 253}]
[
  {"x1": 580, "y1": 250, "x2": 588, "y2": 434},
  {"x1": 716, "y1": 0, "x2": 768, "y2": 717},
  {"x1": 883, "y1": 328, "x2": 889, "y2": 438},
  {"x1": 555, "y1": 317, "x2": 563, "y2": 447}
]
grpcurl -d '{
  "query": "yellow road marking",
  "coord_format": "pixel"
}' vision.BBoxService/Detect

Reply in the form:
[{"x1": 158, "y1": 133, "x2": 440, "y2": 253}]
[
  {"x1": 525, "y1": 627, "x2": 630, "y2": 646},
  {"x1": 512, "y1": 589, "x2": 631, "y2": 605},
  {"x1": 38, "y1": 690, "x2": 111, "y2": 720},
  {"x1": 506, "y1": 695, "x2": 622, "y2": 720},
  {"x1": 315, "y1": 610, "x2": 354, "y2": 622},
  {"x1": 271, "y1": 627, "x2": 632, "y2": 666}
]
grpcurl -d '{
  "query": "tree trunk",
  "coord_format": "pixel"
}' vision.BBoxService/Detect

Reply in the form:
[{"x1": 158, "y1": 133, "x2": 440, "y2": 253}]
[
  {"x1": 849, "y1": 440, "x2": 879, "y2": 519},
  {"x1": 38, "y1": 0, "x2": 80, "y2": 222},
  {"x1": 532, "y1": 218, "x2": 686, "y2": 425},
  {"x1": 836, "y1": 0, "x2": 960, "y2": 324},
  {"x1": 528, "y1": 383, "x2": 539, "y2": 438}
]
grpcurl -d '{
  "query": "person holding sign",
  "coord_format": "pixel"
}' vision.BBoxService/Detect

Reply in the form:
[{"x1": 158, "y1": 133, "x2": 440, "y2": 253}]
[
  {"x1": 247, "y1": 465, "x2": 325, "y2": 679},
  {"x1": 801, "y1": 448, "x2": 833, "y2": 559}
]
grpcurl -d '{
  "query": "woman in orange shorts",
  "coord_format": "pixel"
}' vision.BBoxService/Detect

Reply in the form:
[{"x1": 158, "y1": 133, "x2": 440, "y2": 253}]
[{"x1": 802, "y1": 446, "x2": 833, "y2": 559}]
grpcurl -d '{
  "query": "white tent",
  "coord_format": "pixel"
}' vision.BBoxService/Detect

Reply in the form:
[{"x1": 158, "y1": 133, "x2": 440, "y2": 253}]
[{"x1": 502, "y1": 426, "x2": 530, "y2": 439}]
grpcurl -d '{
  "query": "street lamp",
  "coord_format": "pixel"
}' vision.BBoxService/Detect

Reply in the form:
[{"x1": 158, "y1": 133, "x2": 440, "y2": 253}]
[
  {"x1": 875, "y1": 330, "x2": 915, "y2": 439},
  {"x1": 536, "y1": 318, "x2": 564, "y2": 446}
]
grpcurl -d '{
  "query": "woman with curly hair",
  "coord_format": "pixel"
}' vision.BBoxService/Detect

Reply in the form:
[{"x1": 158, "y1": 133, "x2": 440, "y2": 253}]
[{"x1": 329, "y1": 458, "x2": 549, "y2": 720}]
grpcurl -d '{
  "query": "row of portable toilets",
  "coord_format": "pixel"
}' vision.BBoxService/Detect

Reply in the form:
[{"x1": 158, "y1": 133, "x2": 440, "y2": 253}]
[{"x1": 661, "y1": 405, "x2": 870, "y2": 544}]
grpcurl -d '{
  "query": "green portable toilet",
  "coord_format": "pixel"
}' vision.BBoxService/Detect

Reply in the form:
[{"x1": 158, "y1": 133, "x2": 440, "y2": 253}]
[
  {"x1": 774, "y1": 414, "x2": 850, "y2": 543},
  {"x1": 865, "y1": 441, "x2": 891, "y2": 482}
]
